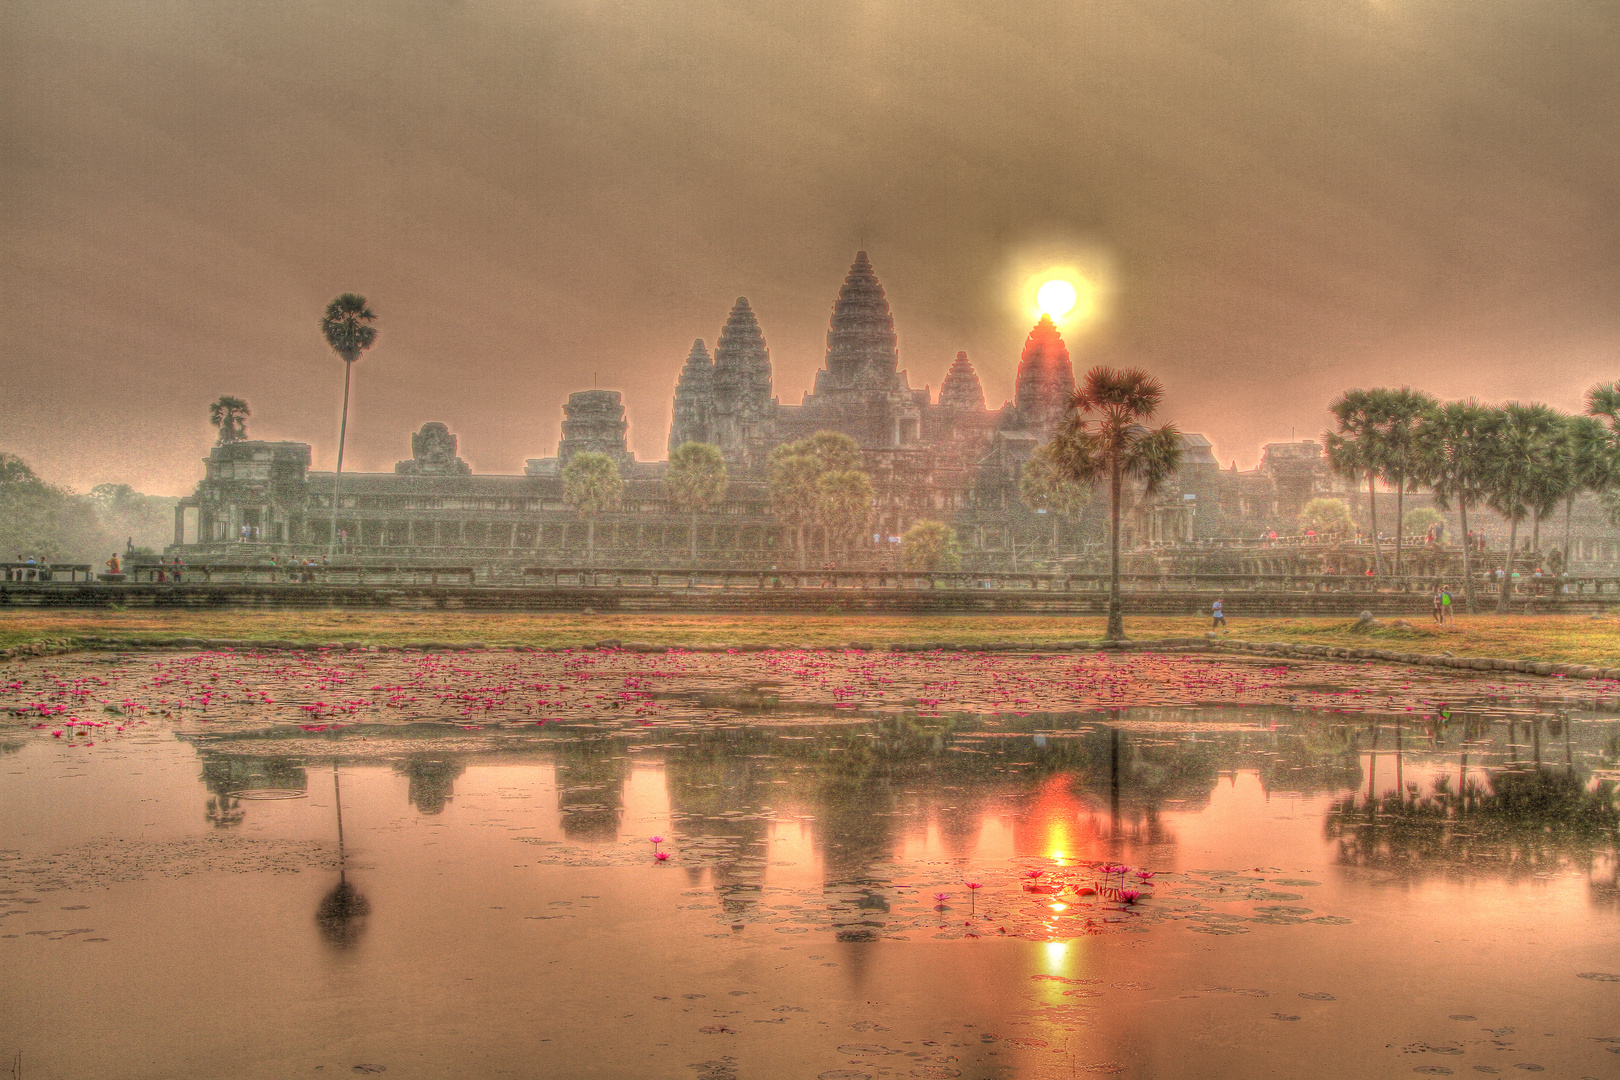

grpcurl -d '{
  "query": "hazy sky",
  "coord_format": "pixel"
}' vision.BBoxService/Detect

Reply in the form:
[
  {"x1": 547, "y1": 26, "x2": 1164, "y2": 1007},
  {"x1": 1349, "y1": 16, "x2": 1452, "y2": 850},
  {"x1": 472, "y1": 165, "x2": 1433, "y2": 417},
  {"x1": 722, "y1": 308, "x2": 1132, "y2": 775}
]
[{"x1": 4, "y1": 0, "x2": 1617, "y2": 495}]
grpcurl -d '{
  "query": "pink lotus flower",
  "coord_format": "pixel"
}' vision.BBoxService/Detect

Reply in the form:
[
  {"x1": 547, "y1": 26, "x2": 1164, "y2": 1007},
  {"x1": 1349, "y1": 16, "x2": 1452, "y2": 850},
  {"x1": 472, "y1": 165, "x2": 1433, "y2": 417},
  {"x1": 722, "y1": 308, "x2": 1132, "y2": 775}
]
[
  {"x1": 1118, "y1": 888, "x2": 1141, "y2": 904},
  {"x1": 965, "y1": 882, "x2": 981, "y2": 914},
  {"x1": 654, "y1": 851, "x2": 670, "y2": 862},
  {"x1": 1135, "y1": 870, "x2": 1156, "y2": 881}
]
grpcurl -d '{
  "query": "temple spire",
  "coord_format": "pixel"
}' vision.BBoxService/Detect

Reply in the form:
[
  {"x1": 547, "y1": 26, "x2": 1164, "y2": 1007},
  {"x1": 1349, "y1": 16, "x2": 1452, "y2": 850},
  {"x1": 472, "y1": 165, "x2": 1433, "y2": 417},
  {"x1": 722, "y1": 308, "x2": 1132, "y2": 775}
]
[
  {"x1": 711, "y1": 298, "x2": 774, "y2": 465},
  {"x1": 1014, "y1": 315, "x2": 1076, "y2": 431},
  {"x1": 668, "y1": 339, "x2": 715, "y2": 454},
  {"x1": 939, "y1": 351, "x2": 986, "y2": 410},
  {"x1": 824, "y1": 251, "x2": 898, "y2": 388}
]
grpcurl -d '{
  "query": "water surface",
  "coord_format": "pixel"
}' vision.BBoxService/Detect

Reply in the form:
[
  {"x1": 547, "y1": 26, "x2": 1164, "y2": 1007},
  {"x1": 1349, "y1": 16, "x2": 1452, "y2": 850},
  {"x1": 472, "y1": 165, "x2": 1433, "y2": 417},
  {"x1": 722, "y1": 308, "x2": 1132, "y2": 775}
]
[{"x1": 3, "y1": 655, "x2": 1619, "y2": 1079}]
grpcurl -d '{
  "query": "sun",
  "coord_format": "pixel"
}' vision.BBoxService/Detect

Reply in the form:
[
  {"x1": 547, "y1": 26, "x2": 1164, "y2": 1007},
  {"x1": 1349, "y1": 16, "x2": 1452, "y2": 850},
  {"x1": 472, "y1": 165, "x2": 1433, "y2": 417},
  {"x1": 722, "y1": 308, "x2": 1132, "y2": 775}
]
[
  {"x1": 1020, "y1": 267, "x2": 1097, "y2": 326},
  {"x1": 1036, "y1": 278, "x2": 1078, "y2": 320}
]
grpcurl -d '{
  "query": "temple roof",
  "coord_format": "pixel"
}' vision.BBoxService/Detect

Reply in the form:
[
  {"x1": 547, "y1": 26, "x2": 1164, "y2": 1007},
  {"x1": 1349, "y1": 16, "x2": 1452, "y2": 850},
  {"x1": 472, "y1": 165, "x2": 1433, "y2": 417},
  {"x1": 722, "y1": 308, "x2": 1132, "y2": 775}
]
[
  {"x1": 1013, "y1": 315, "x2": 1076, "y2": 430},
  {"x1": 824, "y1": 251, "x2": 899, "y2": 388},
  {"x1": 939, "y1": 351, "x2": 986, "y2": 410},
  {"x1": 676, "y1": 338, "x2": 713, "y2": 389},
  {"x1": 714, "y1": 298, "x2": 768, "y2": 377}
]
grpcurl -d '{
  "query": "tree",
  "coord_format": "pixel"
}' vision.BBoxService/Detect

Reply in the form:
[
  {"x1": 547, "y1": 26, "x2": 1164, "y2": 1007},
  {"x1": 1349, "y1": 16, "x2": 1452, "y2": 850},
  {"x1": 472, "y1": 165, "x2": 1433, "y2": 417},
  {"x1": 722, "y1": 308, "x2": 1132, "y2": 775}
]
[
  {"x1": 665, "y1": 442, "x2": 728, "y2": 565},
  {"x1": 1582, "y1": 381, "x2": 1620, "y2": 533},
  {"x1": 1371, "y1": 387, "x2": 1439, "y2": 577},
  {"x1": 1050, "y1": 367, "x2": 1182, "y2": 641},
  {"x1": 320, "y1": 294, "x2": 378, "y2": 555},
  {"x1": 814, "y1": 469, "x2": 874, "y2": 560},
  {"x1": 804, "y1": 431, "x2": 862, "y2": 473},
  {"x1": 767, "y1": 449, "x2": 821, "y2": 569},
  {"x1": 0, "y1": 454, "x2": 104, "y2": 563},
  {"x1": 1420, "y1": 400, "x2": 1498, "y2": 614},
  {"x1": 1021, "y1": 442, "x2": 1092, "y2": 553},
  {"x1": 901, "y1": 519, "x2": 961, "y2": 571},
  {"x1": 768, "y1": 432, "x2": 870, "y2": 568},
  {"x1": 561, "y1": 452, "x2": 623, "y2": 567},
  {"x1": 1401, "y1": 506, "x2": 1444, "y2": 539},
  {"x1": 1549, "y1": 414, "x2": 1613, "y2": 569},
  {"x1": 1298, "y1": 497, "x2": 1353, "y2": 537},
  {"x1": 208, "y1": 396, "x2": 250, "y2": 444},
  {"x1": 1324, "y1": 389, "x2": 1385, "y2": 573},
  {"x1": 0, "y1": 453, "x2": 44, "y2": 490},
  {"x1": 1482, "y1": 402, "x2": 1562, "y2": 613}
]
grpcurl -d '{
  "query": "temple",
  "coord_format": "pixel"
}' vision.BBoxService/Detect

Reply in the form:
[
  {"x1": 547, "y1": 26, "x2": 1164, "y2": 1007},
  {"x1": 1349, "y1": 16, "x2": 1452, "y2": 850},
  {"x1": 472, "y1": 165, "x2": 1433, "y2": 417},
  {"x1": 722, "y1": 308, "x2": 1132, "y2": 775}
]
[{"x1": 167, "y1": 251, "x2": 1620, "y2": 571}]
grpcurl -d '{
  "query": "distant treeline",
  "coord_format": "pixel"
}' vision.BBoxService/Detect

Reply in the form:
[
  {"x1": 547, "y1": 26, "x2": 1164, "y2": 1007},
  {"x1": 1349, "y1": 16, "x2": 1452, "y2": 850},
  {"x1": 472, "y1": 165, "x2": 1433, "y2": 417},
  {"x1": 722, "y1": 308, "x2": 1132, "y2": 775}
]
[{"x1": 0, "y1": 453, "x2": 177, "y2": 564}]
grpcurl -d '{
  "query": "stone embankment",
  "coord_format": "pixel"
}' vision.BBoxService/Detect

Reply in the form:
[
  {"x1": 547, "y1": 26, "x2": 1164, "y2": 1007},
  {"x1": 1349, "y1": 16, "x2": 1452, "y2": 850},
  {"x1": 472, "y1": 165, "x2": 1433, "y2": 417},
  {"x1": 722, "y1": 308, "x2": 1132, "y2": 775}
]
[{"x1": 3, "y1": 633, "x2": 1613, "y2": 681}]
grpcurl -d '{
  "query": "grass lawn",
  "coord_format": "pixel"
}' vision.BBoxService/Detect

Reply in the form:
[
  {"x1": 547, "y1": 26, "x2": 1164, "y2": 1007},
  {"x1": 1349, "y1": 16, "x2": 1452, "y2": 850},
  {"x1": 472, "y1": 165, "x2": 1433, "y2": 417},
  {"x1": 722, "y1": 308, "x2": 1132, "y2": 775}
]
[{"x1": 3, "y1": 608, "x2": 1620, "y2": 664}]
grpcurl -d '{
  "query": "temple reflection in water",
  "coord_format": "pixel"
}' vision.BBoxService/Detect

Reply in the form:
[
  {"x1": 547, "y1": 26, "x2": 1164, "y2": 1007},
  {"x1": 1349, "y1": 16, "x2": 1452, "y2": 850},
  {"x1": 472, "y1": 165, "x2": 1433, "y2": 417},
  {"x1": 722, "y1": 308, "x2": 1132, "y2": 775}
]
[{"x1": 182, "y1": 709, "x2": 1619, "y2": 907}]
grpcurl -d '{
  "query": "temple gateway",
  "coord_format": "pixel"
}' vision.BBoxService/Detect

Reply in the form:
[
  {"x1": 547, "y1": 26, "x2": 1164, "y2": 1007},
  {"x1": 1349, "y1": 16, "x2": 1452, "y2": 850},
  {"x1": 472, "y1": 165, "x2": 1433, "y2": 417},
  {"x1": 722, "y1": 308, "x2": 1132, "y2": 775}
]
[{"x1": 166, "y1": 252, "x2": 1620, "y2": 573}]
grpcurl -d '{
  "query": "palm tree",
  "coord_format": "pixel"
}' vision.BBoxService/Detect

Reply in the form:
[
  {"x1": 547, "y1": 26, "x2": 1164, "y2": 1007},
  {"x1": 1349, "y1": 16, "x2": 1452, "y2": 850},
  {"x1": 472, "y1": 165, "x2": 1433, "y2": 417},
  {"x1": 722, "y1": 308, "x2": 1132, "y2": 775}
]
[
  {"x1": 1021, "y1": 441, "x2": 1092, "y2": 554},
  {"x1": 1325, "y1": 389, "x2": 1386, "y2": 575},
  {"x1": 665, "y1": 442, "x2": 728, "y2": 565},
  {"x1": 561, "y1": 452, "x2": 623, "y2": 568},
  {"x1": 1372, "y1": 387, "x2": 1439, "y2": 578},
  {"x1": 767, "y1": 449, "x2": 820, "y2": 569},
  {"x1": 1051, "y1": 367, "x2": 1182, "y2": 641},
  {"x1": 1420, "y1": 400, "x2": 1498, "y2": 614},
  {"x1": 320, "y1": 294, "x2": 378, "y2": 556},
  {"x1": 814, "y1": 468, "x2": 874, "y2": 561},
  {"x1": 1483, "y1": 402, "x2": 1562, "y2": 613},
  {"x1": 1544, "y1": 415, "x2": 1611, "y2": 571},
  {"x1": 208, "y1": 396, "x2": 250, "y2": 444},
  {"x1": 768, "y1": 432, "x2": 868, "y2": 569},
  {"x1": 1581, "y1": 382, "x2": 1620, "y2": 540}
]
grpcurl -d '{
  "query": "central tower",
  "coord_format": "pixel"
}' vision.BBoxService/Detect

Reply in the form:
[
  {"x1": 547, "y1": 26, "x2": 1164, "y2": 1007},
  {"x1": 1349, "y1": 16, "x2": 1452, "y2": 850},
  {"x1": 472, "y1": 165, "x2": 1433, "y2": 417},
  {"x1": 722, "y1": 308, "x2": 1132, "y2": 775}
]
[{"x1": 819, "y1": 251, "x2": 899, "y2": 392}]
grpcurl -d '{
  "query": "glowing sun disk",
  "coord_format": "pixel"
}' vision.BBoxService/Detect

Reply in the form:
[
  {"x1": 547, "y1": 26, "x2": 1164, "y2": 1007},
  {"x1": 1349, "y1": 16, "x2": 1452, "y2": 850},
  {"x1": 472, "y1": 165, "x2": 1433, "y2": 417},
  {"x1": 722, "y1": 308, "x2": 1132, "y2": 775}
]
[{"x1": 1036, "y1": 279, "x2": 1078, "y2": 319}]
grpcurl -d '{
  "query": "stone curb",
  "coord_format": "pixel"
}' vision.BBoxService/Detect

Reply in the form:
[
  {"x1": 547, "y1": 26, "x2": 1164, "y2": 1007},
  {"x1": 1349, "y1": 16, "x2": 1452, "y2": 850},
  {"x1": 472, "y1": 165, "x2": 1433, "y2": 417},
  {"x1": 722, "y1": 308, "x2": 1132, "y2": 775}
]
[{"x1": 2, "y1": 635, "x2": 1614, "y2": 681}]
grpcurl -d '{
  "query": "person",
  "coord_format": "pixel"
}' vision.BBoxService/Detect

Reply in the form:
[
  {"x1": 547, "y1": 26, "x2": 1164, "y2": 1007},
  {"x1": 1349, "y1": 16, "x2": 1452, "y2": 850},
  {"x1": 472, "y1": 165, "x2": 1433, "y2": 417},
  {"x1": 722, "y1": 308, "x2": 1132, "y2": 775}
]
[
  {"x1": 1212, "y1": 598, "x2": 1226, "y2": 630},
  {"x1": 1432, "y1": 588, "x2": 1444, "y2": 624},
  {"x1": 105, "y1": 553, "x2": 121, "y2": 577},
  {"x1": 173, "y1": 556, "x2": 184, "y2": 584},
  {"x1": 1441, "y1": 587, "x2": 1453, "y2": 624}
]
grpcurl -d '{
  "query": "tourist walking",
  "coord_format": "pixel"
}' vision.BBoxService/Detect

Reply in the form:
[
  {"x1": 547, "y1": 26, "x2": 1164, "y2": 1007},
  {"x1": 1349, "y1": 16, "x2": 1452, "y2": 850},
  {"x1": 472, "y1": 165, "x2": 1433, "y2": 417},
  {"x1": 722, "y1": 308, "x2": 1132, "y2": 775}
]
[
  {"x1": 1212, "y1": 598, "x2": 1226, "y2": 630},
  {"x1": 1441, "y1": 587, "x2": 1453, "y2": 624},
  {"x1": 1432, "y1": 588, "x2": 1444, "y2": 624}
]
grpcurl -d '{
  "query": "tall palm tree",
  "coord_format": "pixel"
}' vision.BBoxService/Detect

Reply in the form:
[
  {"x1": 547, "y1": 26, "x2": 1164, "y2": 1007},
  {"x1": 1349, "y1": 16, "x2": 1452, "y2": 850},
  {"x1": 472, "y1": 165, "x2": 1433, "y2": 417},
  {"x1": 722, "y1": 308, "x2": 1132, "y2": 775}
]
[
  {"x1": 1582, "y1": 381, "x2": 1620, "y2": 542},
  {"x1": 208, "y1": 396, "x2": 250, "y2": 444},
  {"x1": 561, "y1": 452, "x2": 623, "y2": 568},
  {"x1": 1553, "y1": 415, "x2": 1613, "y2": 571},
  {"x1": 665, "y1": 441, "x2": 728, "y2": 565},
  {"x1": 1051, "y1": 367, "x2": 1182, "y2": 641},
  {"x1": 1420, "y1": 400, "x2": 1498, "y2": 614},
  {"x1": 1372, "y1": 387, "x2": 1439, "y2": 578},
  {"x1": 1484, "y1": 402, "x2": 1562, "y2": 613},
  {"x1": 1324, "y1": 389, "x2": 1385, "y2": 575},
  {"x1": 320, "y1": 294, "x2": 378, "y2": 556}
]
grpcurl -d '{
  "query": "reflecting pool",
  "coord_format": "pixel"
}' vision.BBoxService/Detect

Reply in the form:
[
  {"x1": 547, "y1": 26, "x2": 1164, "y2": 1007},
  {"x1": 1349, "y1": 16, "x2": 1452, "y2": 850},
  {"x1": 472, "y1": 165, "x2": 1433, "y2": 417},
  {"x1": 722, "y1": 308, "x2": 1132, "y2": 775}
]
[{"x1": 2, "y1": 651, "x2": 1619, "y2": 1079}]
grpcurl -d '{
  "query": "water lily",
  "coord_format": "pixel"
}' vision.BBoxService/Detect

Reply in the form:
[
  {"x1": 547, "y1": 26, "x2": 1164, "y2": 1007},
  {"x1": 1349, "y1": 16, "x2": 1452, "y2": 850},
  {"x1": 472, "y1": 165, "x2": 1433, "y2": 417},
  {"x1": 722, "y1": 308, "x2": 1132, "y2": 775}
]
[
  {"x1": 654, "y1": 851, "x2": 670, "y2": 862},
  {"x1": 965, "y1": 882, "x2": 981, "y2": 914},
  {"x1": 1119, "y1": 888, "x2": 1142, "y2": 905}
]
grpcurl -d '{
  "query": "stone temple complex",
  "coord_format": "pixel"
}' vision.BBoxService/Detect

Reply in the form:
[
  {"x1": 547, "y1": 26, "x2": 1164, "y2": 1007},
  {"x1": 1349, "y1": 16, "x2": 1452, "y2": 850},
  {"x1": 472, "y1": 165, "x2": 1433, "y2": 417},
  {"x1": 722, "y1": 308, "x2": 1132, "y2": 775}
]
[{"x1": 167, "y1": 251, "x2": 1620, "y2": 571}]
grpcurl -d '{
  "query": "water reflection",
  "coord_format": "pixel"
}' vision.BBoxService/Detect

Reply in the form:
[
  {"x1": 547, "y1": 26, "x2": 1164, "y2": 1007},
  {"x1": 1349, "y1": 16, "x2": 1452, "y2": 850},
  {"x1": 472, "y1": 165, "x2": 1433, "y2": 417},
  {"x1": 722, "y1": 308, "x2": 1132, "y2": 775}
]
[
  {"x1": 199, "y1": 755, "x2": 307, "y2": 829},
  {"x1": 177, "y1": 708, "x2": 1620, "y2": 906},
  {"x1": 315, "y1": 762, "x2": 369, "y2": 949},
  {"x1": 395, "y1": 756, "x2": 464, "y2": 814}
]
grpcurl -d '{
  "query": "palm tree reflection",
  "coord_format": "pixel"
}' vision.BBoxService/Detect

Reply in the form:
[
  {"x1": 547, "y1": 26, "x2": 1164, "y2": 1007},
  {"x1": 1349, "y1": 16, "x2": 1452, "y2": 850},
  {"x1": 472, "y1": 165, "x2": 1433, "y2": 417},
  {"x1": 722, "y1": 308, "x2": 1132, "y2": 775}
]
[{"x1": 316, "y1": 761, "x2": 370, "y2": 948}]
